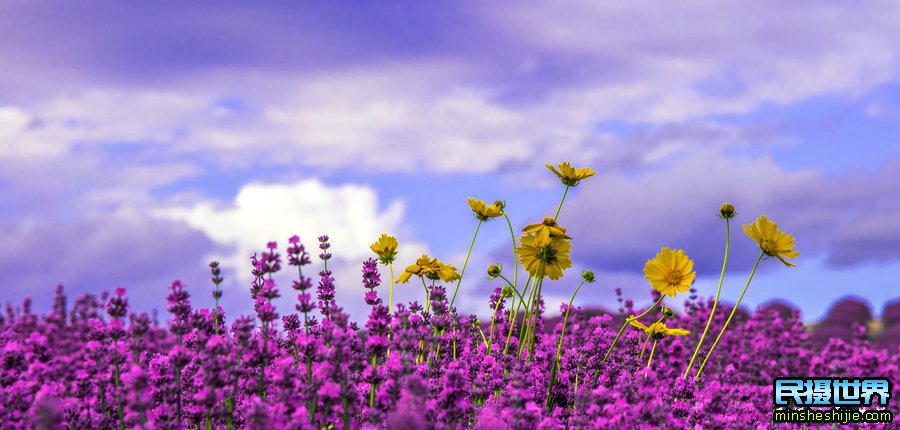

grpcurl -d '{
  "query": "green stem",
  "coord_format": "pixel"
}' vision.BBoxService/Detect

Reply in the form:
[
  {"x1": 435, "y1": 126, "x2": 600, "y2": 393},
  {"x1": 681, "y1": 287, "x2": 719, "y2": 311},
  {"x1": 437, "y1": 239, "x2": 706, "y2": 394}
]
[
  {"x1": 387, "y1": 262, "x2": 394, "y2": 359},
  {"x1": 388, "y1": 262, "x2": 395, "y2": 312},
  {"x1": 684, "y1": 218, "x2": 730, "y2": 378},
  {"x1": 516, "y1": 277, "x2": 538, "y2": 359},
  {"x1": 646, "y1": 339, "x2": 658, "y2": 370},
  {"x1": 553, "y1": 185, "x2": 570, "y2": 221},
  {"x1": 497, "y1": 274, "x2": 526, "y2": 303},
  {"x1": 421, "y1": 277, "x2": 431, "y2": 314},
  {"x1": 638, "y1": 317, "x2": 662, "y2": 360},
  {"x1": 419, "y1": 278, "x2": 431, "y2": 363},
  {"x1": 696, "y1": 252, "x2": 764, "y2": 379},
  {"x1": 369, "y1": 356, "x2": 377, "y2": 408},
  {"x1": 213, "y1": 292, "x2": 220, "y2": 334},
  {"x1": 486, "y1": 292, "x2": 504, "y2": 351},
  {"x1": 545, "y1": 279, "x2": 587, "y2": 410},
  {"x1": 505, "y1": 276, "x2": 533, "y2": 355},
  {"x1": 602, "y1": 295, "x2": 665, "y2": 363},
  {"x1": 525, "y1": 269, "x2": 545, "y2": 362},
  {"x1": 450, "y1": 220, "x2": 483, "y2": 309},
  {"x1": 504, "y1": 214, "x2": 519, "y2": 291}
]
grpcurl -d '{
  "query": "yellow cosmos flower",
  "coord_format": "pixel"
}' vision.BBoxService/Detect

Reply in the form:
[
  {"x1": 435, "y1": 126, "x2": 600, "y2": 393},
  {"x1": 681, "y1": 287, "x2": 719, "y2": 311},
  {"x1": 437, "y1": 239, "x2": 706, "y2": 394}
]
[
  {"x1": 743, "y1": 215, "x2": 799, "y2": 267},
  {"x1": 643, "y1": 247, "x2": 696, "y2": 297},
  {"x1": 395, "y1": 254, "x2": 461, "y2": 283},
  {"x1": 467, "y1": 198, "x2": 505, "y2": 221},
  {"x1": 546, "y1": 162, "x2": 596, "y2": 187},
  {"x1": 628, "y1": 316, "x2": 650, "y2": 331},
  {"x1": 370, "y1": 234, "x2": 399, "y2": 265},
  {"x1": 517, "y1": 234, "x2": 572, "y2": 280},
  {"x1": 522, "y1": 217, "x2": 572, "y2": 246},
  {"x1": 433, "y1": 262, "x2": 461, "y2": 283},
  {"x1": 629, "y1": 317, "x2": 690, "y2": 339}
]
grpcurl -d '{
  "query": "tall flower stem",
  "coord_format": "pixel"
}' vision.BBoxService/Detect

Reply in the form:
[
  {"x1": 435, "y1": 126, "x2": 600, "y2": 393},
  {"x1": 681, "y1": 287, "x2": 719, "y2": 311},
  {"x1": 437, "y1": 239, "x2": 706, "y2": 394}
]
[
  {"x1": 368, "y1": 356, "x2": 377, "y2": 408},
  {"x1": 646, "y1": 339, "x2": 659, "y2": 371},
  {"x1": 448, "y1": 220, "x2": 482, "y2": 359},
  {"x1": 388, "y1": 263, "x2": 395, "y2": 313},
  {"x1": 498, "y1": 275, "x2": 526, "y2": 304},
  {"x1": 505, "y1": 276, "x2": 533, "y2": 355},
  {"x1": 420, "y1": 277, "x2": 431, "y2": 314},
  {"x1": 684, "y1": 218, "x2": 730, "y2": 378},
  {"x1": 638, "y1": 317, "x2": 663, "y2": 360},
  {"x1": 449, "y1": 220, "x2": 483, "y2": 309},
  {"x1": 554, "y1": 185, "x2": 570, "y2": 221},
  {"x1": 523, "y1": 267, "x2": 545, "y2": 362},
  {"x1": 696, "y1": 252, "x2": 764, "y2": 379},
  {"x1": 504, "y1": 214, "x2": 519, "y2": 291},
  {"x1": 545, "y1": 279, "x2": 587, "y2": 410},
  {"x1": 387, "y1": 262, "x2": 395, "y2": 359},
  {"x1": 516, "y1": 277, "x2": 538, "y2": 359},
  {"x1": 486, "y1": 296, "x2": 500, "y2": 351},
  {"x1": 419, "y1": 278, "x2": 431, "y2": 363},
  {"x1": 602, "y1": 295, "x2": 664, "y2": 363}
]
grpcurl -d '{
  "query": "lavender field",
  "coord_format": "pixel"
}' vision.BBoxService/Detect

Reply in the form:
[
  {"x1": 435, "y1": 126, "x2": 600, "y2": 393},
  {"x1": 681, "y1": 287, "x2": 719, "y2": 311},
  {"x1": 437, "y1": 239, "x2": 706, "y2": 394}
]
[
  {"x1": 5, "y1": 4, "x2": 900, "y2": 428},
  {"x1": 2, "y1": 163, "x2": 898, "y2": 429}
]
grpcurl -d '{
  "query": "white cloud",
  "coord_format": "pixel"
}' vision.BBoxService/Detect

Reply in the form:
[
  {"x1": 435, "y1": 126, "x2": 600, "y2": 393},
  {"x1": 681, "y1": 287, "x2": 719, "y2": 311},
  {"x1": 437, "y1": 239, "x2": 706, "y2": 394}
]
[{"x1": 154, "y1": 178, "x2": 431, "y2": 315}]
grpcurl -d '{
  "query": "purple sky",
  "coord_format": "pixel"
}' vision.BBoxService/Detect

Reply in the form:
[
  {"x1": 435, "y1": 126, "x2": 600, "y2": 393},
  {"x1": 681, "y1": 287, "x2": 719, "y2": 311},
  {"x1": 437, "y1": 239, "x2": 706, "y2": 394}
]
[{"x1": 2, "y1": 1, "x2": 900, "y2": 322}]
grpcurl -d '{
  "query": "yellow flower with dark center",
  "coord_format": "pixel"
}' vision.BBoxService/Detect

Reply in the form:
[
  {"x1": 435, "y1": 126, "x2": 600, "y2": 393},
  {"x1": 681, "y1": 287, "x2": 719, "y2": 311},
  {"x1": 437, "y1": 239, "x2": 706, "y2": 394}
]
[
  {"x1": 467, "y1": 198, "x2": 505, "y2": 221},
  {"x1": 517, "y1": 234, "x2": 572, "y2": 280},
  {"x1": 522, "y1": 217, "x2": 572, "y2": 246},
  {"x1": 643, "y1": 247, "x2": 696, "y2": 297},
  {"x1": 628, "y1": 317, "x2": 690, "y2": 339},
  {"x1": 546, "y1": 162, "x2": 596, "y2": 187},
  {"x1": 396, "y1": 254, "x2": 460, "y2": 283},
  {"x1": 370, "y1": 234, "x2": 399, "y2": 265},
  {"x1": 743, "y1": 215, "x2": 799, "y2": 267}
]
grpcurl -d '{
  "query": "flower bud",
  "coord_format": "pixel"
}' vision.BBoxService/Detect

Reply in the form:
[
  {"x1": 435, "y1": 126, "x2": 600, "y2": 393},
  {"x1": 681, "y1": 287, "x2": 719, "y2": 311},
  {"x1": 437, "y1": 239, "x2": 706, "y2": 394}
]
[
  {"x1": 487, "y1": 264, "x2": 502, "y2": 280},
  {"x1": 719, "y1": 202, "x2": 736, "y2": 219},
  {"x1": 492, "y1": 200, "x2": 507, "y2": 211},
  {"x1": 661, "y1": 307, "x2": 675, "y2": 319},
  {"x1": 501, "y1": 286, "x2": 514, "y2": 298},
  {"x1": 581, "y1": 270, "x2": 595, "y2": 283}
]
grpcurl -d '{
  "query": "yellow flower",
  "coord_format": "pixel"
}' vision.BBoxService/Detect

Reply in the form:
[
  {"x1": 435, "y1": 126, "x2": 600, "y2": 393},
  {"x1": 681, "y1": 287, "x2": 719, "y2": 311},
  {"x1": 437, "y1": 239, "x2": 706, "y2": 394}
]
[
  {"x1": 370, "y1": 234, "x2": 399, "y2": 265},
  {"x1": 546, "y1": 162, "x2": 596, "y2": 187},
  {"x1": 396, "y1": 255, "x2": 435, "y2": 283},
  {"x1": 648, "y1": 322, "x2": 690, "y2": 339},
  {"x1": 395, "y1": 254, "x2": 460, "y2": 283},
  {"x1": 432, "y1": 261, "x2": 461, "y2": 283},
  {"x1": 517, "y1": 234, "x2": 572, "y2": 280},
  {"x1": 522, "y1": 217, "x2": 572, "y2": 246},
  {"x1": 643, "y1": 247, "x2": 696, "y2": 297},
  {"x1": 467, "y1": 198, "x2": 505, "y2": 221},
  {"x1": 743, "y1": 215, "x2": 799, "y2": 267},
  {"x1": 628, "y1": 315, "x2": 650, "y2": 331},
  {"x1": 628, "y1": 317, "x2": 690, "y2": 339}
]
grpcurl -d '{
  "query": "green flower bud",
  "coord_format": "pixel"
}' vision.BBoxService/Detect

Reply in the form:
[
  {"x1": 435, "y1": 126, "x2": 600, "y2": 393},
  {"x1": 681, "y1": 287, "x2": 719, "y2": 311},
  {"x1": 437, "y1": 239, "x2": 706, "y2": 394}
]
[
  {"x1": 661, "y1": 307, "x2": 675, "y2": 319},
  {"x1": 487, "y1": 264, "x2": 502, "y2": 280},
  {"x1": 719, "y1": 202, "x2": 736, "y2": 219},
  {"x1": 581, "y1": 270, "x2": 596, "y2": 283},
  {"x1": 501, "y1": 286, "x2": 514, "y2": 298}
]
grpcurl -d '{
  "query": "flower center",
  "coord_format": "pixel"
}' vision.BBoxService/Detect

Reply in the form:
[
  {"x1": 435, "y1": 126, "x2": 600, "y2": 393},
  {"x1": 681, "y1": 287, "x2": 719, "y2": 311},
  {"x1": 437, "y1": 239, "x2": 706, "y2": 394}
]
[
  {"x1": 537, "y1": 245, "x2": 557, "y2": 264},
  {"x1": 665, "y1": 272, "x2": 683, "y2": 286}
]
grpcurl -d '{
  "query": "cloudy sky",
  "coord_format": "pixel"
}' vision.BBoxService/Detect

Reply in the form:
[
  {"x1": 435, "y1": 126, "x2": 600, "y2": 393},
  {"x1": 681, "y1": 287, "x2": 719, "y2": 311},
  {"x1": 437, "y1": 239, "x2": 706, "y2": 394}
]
[{"x1": 2, "y1": 1, "x2": 899, "y2": 322}]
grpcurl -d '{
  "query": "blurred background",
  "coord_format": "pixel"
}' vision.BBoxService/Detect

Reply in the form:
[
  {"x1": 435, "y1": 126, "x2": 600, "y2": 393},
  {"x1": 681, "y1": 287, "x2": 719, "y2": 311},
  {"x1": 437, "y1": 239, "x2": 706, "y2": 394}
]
[{"x1": 1, "y1": 2, "x2": 899, "y2": 346}]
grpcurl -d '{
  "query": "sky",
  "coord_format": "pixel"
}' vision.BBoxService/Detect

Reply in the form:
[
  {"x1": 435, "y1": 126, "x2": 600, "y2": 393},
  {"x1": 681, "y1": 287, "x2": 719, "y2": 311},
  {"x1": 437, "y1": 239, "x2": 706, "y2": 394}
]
[{"x1": 2, "y1": 1, "x2": 900, "y2": 322}]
